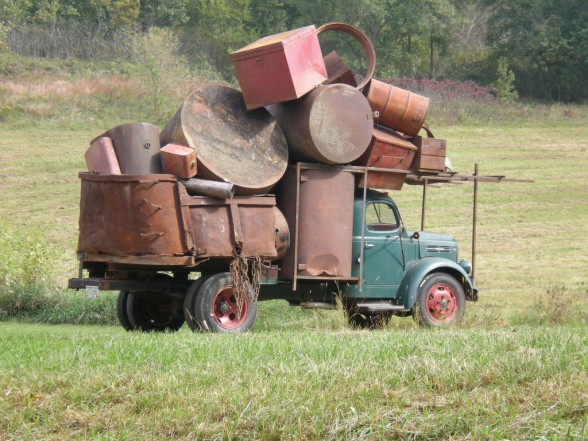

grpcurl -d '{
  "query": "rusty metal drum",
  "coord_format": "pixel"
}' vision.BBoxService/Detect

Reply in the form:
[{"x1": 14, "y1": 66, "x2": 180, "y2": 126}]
[
  {"x1": 95, "y1": 123, "x2": 162, "y2": 174},
  {"x1": 366, "y1": 78, "x2": 430, "y2": 137},
  {"x1": 278, "y1": 168, "x2": 354, "y2": 279},
  {"x1": 160, "y1": 83, "x2": 289, "y2": 195},
  {"x1": 267, "y1": 84, "x2": 374, "y2": 165}
]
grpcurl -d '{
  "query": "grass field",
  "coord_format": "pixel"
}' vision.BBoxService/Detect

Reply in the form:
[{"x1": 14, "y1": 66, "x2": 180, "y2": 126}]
[{"x1": 1, "y1": 65, "x2": 587, "y2": 439}]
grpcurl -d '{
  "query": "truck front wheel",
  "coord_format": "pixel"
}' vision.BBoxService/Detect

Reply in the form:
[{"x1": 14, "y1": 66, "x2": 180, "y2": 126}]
[
  {"x1": 193, "y1": 272, "x2": 257, "y2": 333},
  {"x1": 414, "y1": 273, "x2": 465, "y2": 326}
]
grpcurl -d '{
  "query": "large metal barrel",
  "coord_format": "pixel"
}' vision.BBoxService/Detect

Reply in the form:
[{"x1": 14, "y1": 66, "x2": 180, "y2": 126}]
[
  {"x1": 277, "y1": 168, "x2": 354, "y2": 279},
  {"x1": 267, "y1": 84, "x2": 374, "y2": 165},
  {"x1": 366, "y1": 78, "x2": 430, "y2": 137},
  {"x1": 160, "y1": 83, "x2": 288, "y2": 195},
  {"x1": 94, "y1": 123, "x2": 162, "y2": 174}
]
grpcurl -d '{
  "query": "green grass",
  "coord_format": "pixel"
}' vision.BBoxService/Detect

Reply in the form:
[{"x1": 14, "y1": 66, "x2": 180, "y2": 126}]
[
  {"x1": 1, "y1": 322, "x2": 586, "y2": 440},
  {"x1": 1, "y1": 58, "x2": 588, "y2": 438}
]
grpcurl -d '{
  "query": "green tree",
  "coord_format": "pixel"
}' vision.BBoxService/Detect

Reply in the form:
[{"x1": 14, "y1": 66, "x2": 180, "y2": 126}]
[{"x1": 485, "y1": 0, "x2": 588, "y2": 101}]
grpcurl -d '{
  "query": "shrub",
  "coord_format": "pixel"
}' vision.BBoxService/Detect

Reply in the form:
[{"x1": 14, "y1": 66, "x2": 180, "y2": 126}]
[{"x1": 493, "y1": 58, "x2": 519, "y2": 104}]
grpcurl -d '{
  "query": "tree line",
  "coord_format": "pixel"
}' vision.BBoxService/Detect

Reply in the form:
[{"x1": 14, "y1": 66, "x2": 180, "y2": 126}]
[{"x1": 1, "y1": 0, "x2": 586, "y2": 102}]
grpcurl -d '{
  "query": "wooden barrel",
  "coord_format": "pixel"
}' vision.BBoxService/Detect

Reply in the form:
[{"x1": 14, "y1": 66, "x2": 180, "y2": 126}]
[
  {"x1": 267, "y1": 84, "x2": 374, "y2": 165},
  {"x1": 160, "y1": 83, "x2": 288, "y2": 195},
  {"x1": 366, "y1": 78, "x2": 430, "y2": 137}
]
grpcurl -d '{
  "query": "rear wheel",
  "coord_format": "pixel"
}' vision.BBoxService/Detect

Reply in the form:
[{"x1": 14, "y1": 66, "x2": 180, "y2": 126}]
[
  {"x1": 193, "y1": 273, "x2": 257, "y2": 333},
  {"x1": 183, "y1": 275, "x2": 213, "y2": 332},
  {"x1": 126, "y1": 292, "x2": 185, "y2": 332},
  {"x1": 116, "y1": 291, "x2": 134, "y2": 331},
  {"x1": 414, "y1": 273, "x2": 465, "y2": 327}
]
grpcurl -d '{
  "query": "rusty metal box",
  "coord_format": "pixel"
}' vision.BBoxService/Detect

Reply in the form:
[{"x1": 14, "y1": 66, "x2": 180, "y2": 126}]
[
  {"x1": 185, "y1": 195, "x2": 278, "y2": 259},
  {"x1": 411, "y1": 136, "x2": 447, "y2": 173},
  {"x1": 85, "y1": 137, "x2": 121, "y2": 175},
  {"x1": 160, "y1": 143, "x2": 197, "y2": 179},
  {"x1": 77, "y1": 174, "x2": 281, "y2": 264},
  {"x1": 77, "y1": 173, "x2": 187, "y2": 257},
  {"x1": 354, "y1": 126, "x2": 417, "y2": 170},
  {"x1": 231, "y1": 26, "x2": 327, "y2": 110}
]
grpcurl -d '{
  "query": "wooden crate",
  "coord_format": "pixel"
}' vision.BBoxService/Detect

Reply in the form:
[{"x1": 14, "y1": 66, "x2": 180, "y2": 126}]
[{"x1": 411, "y1": 136, "x2": 447, "y2": 173}]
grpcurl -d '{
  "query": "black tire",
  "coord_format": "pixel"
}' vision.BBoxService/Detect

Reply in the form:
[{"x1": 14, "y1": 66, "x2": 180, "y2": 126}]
[
  {"x1": 126, "y1": 292, "x2": 185, "y2": 332},
  {"x1": 116, "y1": 291, "x2": 134, "y2": 331},
  {"x1": 347, "y1": 310, "x2": 391, "y2": 330},
  {"x1": 414, "y1": 273, "x2": 465, "y2": 327},
  {"x1": 193, "y1": 272, "x2": 257, "y2": 333},
  {"x1": 183, "y1": 275, "x2": 213, "y2": 332}
]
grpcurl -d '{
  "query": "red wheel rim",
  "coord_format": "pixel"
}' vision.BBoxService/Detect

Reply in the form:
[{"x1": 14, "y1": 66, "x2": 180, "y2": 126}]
[
  {"x1": 212, "y1": 286, "x2": 247, "y2": 329},
  {"x1": 425, "y1": 283, "x2": 458, "y2": 324}
]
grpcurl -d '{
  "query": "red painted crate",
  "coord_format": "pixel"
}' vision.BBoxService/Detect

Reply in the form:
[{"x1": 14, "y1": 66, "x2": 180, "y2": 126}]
[{"x1": 231, "y1": 26, "x2": 327, "y2": 110}]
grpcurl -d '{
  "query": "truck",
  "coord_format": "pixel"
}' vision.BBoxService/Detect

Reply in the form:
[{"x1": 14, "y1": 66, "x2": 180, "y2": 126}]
[{"x1": 69, "y1": 162, "x2": 488, "y2": 333}]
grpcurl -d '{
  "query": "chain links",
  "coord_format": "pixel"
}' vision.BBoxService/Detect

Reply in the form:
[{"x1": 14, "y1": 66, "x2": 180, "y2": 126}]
[{"x1": 229, "y1": 253, "x2": 263, "y2": 319}]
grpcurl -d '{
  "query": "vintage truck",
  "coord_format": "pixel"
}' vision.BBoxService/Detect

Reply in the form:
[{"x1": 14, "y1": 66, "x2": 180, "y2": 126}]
[{"x1": 68, "y1": 162, "x2": 483, "y2": 333}]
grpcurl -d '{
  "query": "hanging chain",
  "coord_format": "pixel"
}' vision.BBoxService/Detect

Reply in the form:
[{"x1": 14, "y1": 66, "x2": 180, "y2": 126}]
[{"x1": 229, "y1": 253, "x2": 263, "y2": 319}]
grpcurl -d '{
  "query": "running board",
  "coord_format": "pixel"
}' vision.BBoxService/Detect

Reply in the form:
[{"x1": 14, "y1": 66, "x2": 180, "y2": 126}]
[{"x1": 356, "y1": 303, "x2": 407, "y2": 312}]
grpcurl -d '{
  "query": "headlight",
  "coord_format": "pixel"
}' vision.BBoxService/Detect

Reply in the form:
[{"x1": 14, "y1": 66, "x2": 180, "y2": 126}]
[{"x1": 458, "y1": 259, "x2": 472, "y2": 275}]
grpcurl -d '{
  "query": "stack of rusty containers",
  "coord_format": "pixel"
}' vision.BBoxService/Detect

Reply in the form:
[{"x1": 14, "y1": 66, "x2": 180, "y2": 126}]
[{"x1": 79, "y1": 22, "x2": 448, "y2": 281}]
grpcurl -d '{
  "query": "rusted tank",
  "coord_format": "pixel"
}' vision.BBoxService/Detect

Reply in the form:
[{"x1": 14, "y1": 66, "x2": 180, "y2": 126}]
[
  {"x1": 94, "y1": 123, "x2": 162, "y2": 174},
  {"x1": 323, "y1": 51, "x2": 357, "y2": 87},
  {"x1": 366, "y1": 78, "x2": 429, "y2": 137},
  {"x1": 277, "y1": 168, "x2": 354, "y2": 279},
  {"x1": 231, "y1": 25, "x2": 327, "y2": 110},
  {"x1": 85, "y1": 137, "x2": 121, "y2": 175},
  {"x1": 160, "y1": 83, "x2": 288, "y2": 195},
  {"x1": 267, "y1": 84, "x2": 374, "y2": 165},
  {"x1": 77, "y1": 173, "x2": 287, "y2": 262}
]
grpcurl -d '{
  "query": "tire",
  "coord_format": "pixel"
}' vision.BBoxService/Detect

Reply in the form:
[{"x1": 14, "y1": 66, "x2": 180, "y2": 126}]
[
  {"x1": 193, "y1": 273, "x2": 257, "y2": 333},
  {"x1": 347, "y1": 310, "x2": 391, "y2": 330},
  {"x1": 116, "y1": 291, "x2": 134, "y2": 331},
  {"x1": 126, "y1": 292, "x2": 185, "y2": 332},
  {"x1": 414, "y1": 273, "x2": 465, "y2": 327},
  {"x1": 183, "y1": 275, "x2": 213, "y2": 332}
]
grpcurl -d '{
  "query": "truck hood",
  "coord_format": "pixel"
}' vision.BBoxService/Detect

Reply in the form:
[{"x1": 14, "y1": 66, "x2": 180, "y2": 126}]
[{"x1": 409, "y1": 231, "x2": 458, "y2": 260}]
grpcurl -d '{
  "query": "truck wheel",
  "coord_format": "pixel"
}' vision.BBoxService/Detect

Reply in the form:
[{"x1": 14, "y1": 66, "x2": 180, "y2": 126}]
[
  {"x1": 116, "y1": 291, "x2": 134, "y2": 331},
  {"x1": 126, "y1": 292, "x2": 185, "y2": 332},
  {"x1": 414, "y1": 273, "x2": 465, "y2": 327},
  {"x1": 348, "y1": 311, "x2": 391, "y2": 329},
  {"x1": 183, "y1": 275, "x2": 213, "y2": 332},
  {"x1": 193, "y1": 273, "x2": 257, "y2": 333}
]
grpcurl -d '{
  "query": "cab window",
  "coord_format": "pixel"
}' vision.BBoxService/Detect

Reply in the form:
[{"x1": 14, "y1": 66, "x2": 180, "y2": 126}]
[{"x1": 366, "y1": 202, "x2": 399, "y2": 232}]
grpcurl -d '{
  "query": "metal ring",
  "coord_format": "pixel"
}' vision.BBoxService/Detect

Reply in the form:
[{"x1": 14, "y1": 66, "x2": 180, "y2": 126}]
[{"x1": 317, "y1": 22, "x2": 376, "y2": 91}]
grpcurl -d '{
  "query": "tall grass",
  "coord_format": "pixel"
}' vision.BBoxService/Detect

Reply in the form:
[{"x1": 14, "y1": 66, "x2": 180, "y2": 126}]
[{"x1": 0, "y1": 218, "x2": 116, "y2": 324}]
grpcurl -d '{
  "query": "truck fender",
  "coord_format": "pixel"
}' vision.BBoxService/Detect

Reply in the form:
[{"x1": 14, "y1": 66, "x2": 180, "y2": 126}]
[{"x1": 398, "y1": 258, "x2": 475, "y2": 310}]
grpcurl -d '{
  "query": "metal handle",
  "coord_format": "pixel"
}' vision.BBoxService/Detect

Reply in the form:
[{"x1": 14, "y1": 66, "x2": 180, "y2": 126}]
[{"x1": 364, "y1": 243, "x2": 374, "y2": 249}]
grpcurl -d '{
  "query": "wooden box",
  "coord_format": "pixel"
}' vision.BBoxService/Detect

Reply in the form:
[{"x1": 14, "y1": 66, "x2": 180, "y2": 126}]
[
  {"x1": 231, "y1": 26, "x2": 327, "y2": 110},
  {"x1": 160, "y1": 144, "x2": 197, "y2": 179},
  {"x1": 354, "y1": 126, "x2": 417, "y2": 170},
  {"x1": 411, "y1": 136, "x2": 447, "y2": 173}
]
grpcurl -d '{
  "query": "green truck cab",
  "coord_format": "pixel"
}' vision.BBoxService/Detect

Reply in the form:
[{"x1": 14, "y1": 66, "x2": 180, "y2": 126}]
[{"x1": 340, "y1": 190, "x2": 477, "y2": 327}]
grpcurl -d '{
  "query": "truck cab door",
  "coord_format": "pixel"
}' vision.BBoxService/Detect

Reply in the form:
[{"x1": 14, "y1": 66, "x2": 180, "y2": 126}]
[{"x1": 352, "y1": 200, "x2": 405, "y2": 298}]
